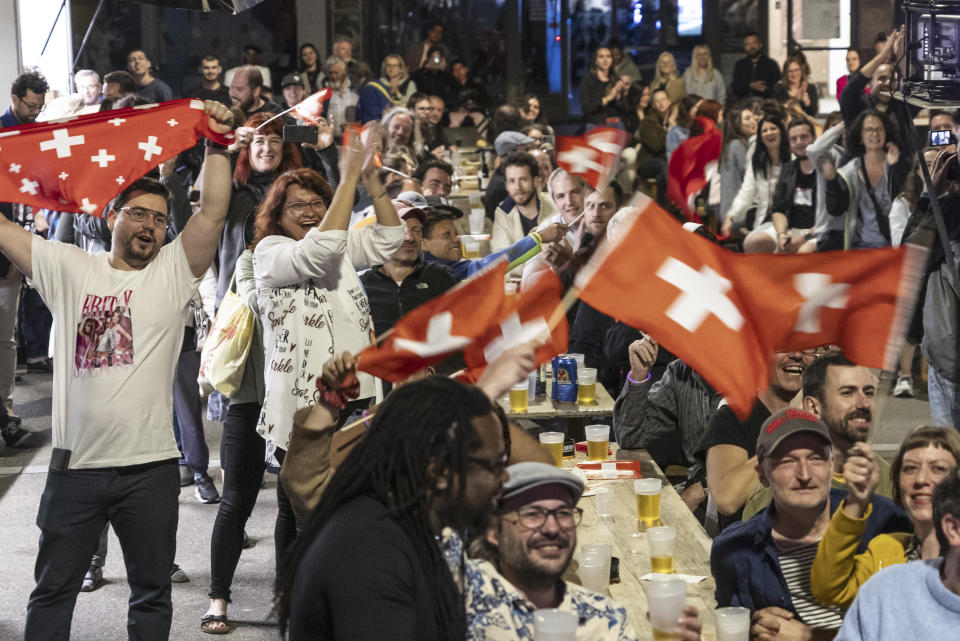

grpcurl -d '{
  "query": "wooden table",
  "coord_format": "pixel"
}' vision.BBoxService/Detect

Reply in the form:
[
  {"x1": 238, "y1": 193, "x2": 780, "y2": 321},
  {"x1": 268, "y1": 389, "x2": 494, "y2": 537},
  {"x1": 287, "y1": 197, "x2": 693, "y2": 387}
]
[
  {"x1": 564, "y1": 446, "x2": 718, "y2": 640},
  {"x1": 497, "y1": 380, "x2": 617, "y2": 440}
]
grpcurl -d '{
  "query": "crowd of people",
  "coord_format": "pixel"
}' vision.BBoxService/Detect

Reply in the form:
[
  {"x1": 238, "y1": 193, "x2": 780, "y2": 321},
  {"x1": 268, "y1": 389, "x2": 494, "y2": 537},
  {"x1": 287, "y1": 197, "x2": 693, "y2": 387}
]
[{"x1": 2, "y1": 18, "x2": 960, "y2": 641}]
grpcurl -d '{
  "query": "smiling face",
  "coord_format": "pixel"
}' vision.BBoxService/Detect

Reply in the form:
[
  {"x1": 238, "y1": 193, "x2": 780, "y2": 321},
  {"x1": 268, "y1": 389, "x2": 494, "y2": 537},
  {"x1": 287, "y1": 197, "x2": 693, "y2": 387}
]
[
  {"x1": 659, "y1": 54, "x2": 676, "y2": 76},
  {"x1": 740, "y1": 109, "x2": 758, "y2": 136},
  {"x1": 422, "y1": 218, "x2": 461, "y2": 260},
  {"x1": 201, "y1": 58, "x2": 222, "y2": 83},
  {"x1": 550, "y1": 173, "x2": 584, "y2": 223},
  {"x1": 870, "y1": 64, "x2": 894, "y2": 100},
  {"x1": 770, "y1": 351, "x2": 812, "y2": 396},
  {"x1": 816, "y1": 365, "x2": 877, "y2": 444},
  {"x1": 76, "y1": 74, "x2": 102, "y2": 106},
  {"x1": 860, "y1": 115, "x2": 886, "y2": 152},
  {"x1": 846, "y1": 50, "x2": 860, "y2": 73},
  {"x1": 332, "y1": 40, "x2": 352, "y2": 62},
  {"x1": 487, "y1": 496, "x2": 577, "y2": 586},
  {"x1": 127, "y1": 50, "x2": 150, "y2": 77},
  {"x1": 249, "y1": 132, "x2": 283, "y2": 173},
  {"x1": 301, "y1": 46, "x2": 318, "y2": 69},
  {"x1": 387, "y1": 113, "x2": 413, "y2": 148},
  {"x1": 786, "y1": 61, "x2": 803, "y2": 86},
  {"x1": 109, "y1": 191, "x2": 168, "y2": 267},
  {"x1": 652, "y1": 90, "x2": 671, "y2": 115},
  {"x1": 278, "y1": 184, "x2": 327, "y2": 240},
  {"x1": 391, "y1": 217, "x2": 424, "y2": 264},
  {"x1": 229, "y1": 72, "x2": 260, "y2": 112},
  {"x1": 283, "y1": 83, "x2": 305, "y2": 108},
  {"x1": 421, "y1": 167, "x2": 452, "y2": 197},
  {"x1": 760, "y1": 120, "x2": 781, "y2": 152},
  {"x1": 695, "y1": 47, "x2": 710, "y2": 68},
  {"x1": 788, "y1": 122, "x2": 814, "y2": 158},
  {"x1": 899, "y1": 446, "x2": 958, "y2": 527},
  {"x1": 759, "y1": 433, "x2": 832, "y2": 512},
  {"x1": 523, "y1": 97, "x2": 540, "y2": 122}
]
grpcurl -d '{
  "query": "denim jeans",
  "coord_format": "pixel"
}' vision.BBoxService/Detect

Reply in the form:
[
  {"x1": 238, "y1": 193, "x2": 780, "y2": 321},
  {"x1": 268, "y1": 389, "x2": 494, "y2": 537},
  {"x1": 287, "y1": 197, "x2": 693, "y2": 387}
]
[
  {"x1": 928, "y1": 365, "x2": 960, "y2": 429},
  {"x1": 0, "y1": 273, "x2": 20, "y2": 410},
  {"x1": 173, "y1": 327, "x2": 209, "y2": 474},
  {"x1": 25, "y1": 461, "x2": 179, "y2": 641}
]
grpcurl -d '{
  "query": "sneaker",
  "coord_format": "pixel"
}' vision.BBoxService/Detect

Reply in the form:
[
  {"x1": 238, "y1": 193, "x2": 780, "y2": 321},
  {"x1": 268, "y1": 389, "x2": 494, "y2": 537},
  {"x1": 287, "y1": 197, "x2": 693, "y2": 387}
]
[
  {"x1": 170, "y1": 563, "x2": 189, "y2": 583},
  {"x1": 893, "y1": 375, "x2": 915, "y2": 398},
  {"x1": 26, "y1": 358, "x2": 53, "y2": 374},
  {"x1": 179, "y1": 465, "x2": 195, "y2": 487},
  {"x1": 80, "y1": 566, "x2": 103, "y2": 592},
  {"x1": 1, "y1": 423, "x2": 31, "y2": 447},
  {"x1": 242, "y1": 530, "x2": 253, "y2": 550},
  {"x1": 194, "y1": 472, "x2": 221, "y2": 504}
]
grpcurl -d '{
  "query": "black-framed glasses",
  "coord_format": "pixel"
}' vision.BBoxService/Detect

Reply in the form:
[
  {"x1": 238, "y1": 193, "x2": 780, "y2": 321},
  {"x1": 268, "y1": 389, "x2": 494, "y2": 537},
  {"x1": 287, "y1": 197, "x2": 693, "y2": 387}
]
[
  {"x1": 510, "y1": 506, "x2": 583, "y2": 530},
  {"x1": 119, "y1": 206, "x2": 169, "y2": 228},
  {"x1": 467, "y1": 451, "x2": 509, "y2": 477},
  {"x1": 17, "y1": 97, "x2": 43, "y2": 112},
  {"x1": 285, "y1": 200, "x2": 327, "y2": 216}
]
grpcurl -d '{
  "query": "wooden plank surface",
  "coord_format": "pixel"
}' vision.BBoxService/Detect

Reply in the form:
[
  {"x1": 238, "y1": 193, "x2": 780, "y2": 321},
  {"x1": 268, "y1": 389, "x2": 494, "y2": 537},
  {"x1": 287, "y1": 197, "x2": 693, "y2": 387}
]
[
  {"x1": 560, "y1": 446, "x2": 718, "y2": 640},
  {"x1": 497, "y1": 379, "x2": 617, "y2": 420}
]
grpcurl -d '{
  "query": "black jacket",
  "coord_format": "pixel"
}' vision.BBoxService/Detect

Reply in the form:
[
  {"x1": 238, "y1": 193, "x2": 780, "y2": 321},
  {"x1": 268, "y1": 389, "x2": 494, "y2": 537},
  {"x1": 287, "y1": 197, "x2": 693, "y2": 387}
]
[
  {"x1": 839, "y1": 70, "x2": 916, "y2": 146},
  {"x1": 579, "y1": 73, "x2": 623, "y2": 125},
  {"x1": 359, "y1": 257, "x2": 458, "y2": 337},
  {"x1": 731, "y1": 54, "x2": 781, "y2": 99},
  {"x1": 771, "y1": 159, "x2": 817, "y2": 229}
]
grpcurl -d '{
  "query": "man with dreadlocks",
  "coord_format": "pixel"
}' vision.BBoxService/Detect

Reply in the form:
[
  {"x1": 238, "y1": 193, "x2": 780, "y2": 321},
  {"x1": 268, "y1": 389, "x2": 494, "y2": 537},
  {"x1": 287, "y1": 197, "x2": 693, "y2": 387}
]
[{"x1": 276, "y1": 344, "x2": 547, "y2": 640}]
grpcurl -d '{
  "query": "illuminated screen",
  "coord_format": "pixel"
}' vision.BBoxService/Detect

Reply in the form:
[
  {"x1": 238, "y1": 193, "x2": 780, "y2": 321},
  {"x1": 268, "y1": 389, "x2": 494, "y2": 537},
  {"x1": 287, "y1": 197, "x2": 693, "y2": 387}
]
[{"x1": 678, "y1": 0, "x2": 703, "y2": 37}]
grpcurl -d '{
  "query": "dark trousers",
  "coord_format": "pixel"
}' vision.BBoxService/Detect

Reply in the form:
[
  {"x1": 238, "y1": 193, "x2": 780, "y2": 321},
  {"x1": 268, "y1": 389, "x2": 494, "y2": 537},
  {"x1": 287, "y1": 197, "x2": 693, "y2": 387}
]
[
  {"x1": 19, "y1": 285, "x2": 52, "y2": 362},
  {"x1": 25, "y1": 461, "x2": 179, "y2": 641},
  {"x1": 274, "y1": 448, "x2": 298, "y2": 571},
  {"x1": 172, "y1": 328, "x2": 208, "y2": 474},
  {"x1": 209, "y1": 402, "x2": 265, "y2": 601},
  {"x1": 637, "y1": 155, "x2": 668, "y2": 204}
]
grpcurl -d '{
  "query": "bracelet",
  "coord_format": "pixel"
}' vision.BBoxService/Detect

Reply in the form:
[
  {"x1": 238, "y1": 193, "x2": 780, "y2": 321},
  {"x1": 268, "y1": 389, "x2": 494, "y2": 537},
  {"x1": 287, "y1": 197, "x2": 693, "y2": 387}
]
[
  {"x1": 530, "y1": 230, "x2": 542, "y2": 245},
  {"x1": 205, "y1": 139, "x2": 228, "y2": 150},
  {"x1": 626, "y1": 371, "x2": 651, "y2": 385}
]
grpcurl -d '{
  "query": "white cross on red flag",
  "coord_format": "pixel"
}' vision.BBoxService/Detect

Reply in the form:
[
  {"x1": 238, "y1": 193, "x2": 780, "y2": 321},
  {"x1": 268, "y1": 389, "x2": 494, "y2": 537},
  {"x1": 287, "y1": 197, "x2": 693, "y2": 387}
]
[
  {"x1": 574, "y1": 198, "x2": 926, "y2": 418},
  {"x1": 356, "y1": 260, "x2": 509, "y2": 381},
  {"x1": 293, "y1": 88, "x2": 333, "y2": 122},
  {"x1": 0, "y1": 98, "x2": 234, "y2": 216},
  {"x1": 463, "y1": 269, "x2": 569, "y2": 379},
  {"x1": 555, "y1": 127, "x2": 630, "y2": 188}
]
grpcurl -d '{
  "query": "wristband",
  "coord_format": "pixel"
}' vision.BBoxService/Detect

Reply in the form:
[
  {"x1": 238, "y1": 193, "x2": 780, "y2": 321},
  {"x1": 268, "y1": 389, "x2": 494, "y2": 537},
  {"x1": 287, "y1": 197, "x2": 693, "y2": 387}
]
[
  {"x1": 530, "y1": 230, "x2": 542, "y2": 245},
  {"x1": 626, "y1": 371, "x2": 651, "y2": 385},
  {"x1": 205, "y1": 139, "x2": 228, "y2": 150}
]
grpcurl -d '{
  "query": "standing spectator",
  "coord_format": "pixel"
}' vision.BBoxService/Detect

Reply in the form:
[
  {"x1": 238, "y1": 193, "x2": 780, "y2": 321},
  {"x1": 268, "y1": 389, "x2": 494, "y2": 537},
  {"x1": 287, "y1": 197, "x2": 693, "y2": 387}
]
[
  {"x1": 411, "y1": 46, "x2": 457, "y2": 103},
  {"x1": 723, "y1": 115, "x2": 789, "y2": 238},
  {"x1": 719, "y1": 101, "x2": 758, "y2": 223},
  {"x1": 649, "y1": 52, "x2": 685, "y2": 104},
  {"x1": 618, "y1": 83, "x2": 651, "y2": 190},
  {"x1": 298, "y1": 43, "x2": 322, "y2": 92},
  {"x1": 579, "y1": 46, "x2": 628, "y2": 127},
  {"x1": 101, "y1": 70, "x2": 137, "y2": 102},
  {"x1": 406, "y1": 22, "x2": 449, "y2": 72},
  {"x1": 519, "y1": 93, "x2": 554, "y2": 134},
  {"x1": 126, "y1": 49, "x2": 174, "y2": 103},
  {"x1": 683, "y1": 45, "x2": 726, "y2": 103},
  {"x1": 186, "y1": 55, "x2": 231, "y2": 105},
  {"x1": 332, "y1": 35, "x2": 363, "y2": 88},
  {"x1": 225, "y1": 44, "x2": 272, "y2": 90},
  {"x1": 229, "y1": 66, "x2": 281, "y2": 118},
  {"x1": 323, "y1": 56, "x2": 358, "y2": 130},
  {"x1": 636, "y1": 88, "x2": 672, "y2": 201},
  {"x1": 280, "y1": 73, "x2": 306, "y2": 110},
  {"x1": 41, "y1": 69, "x2": 102, "y2": 119},
  {"x1": 836, "y1": 49, "x2": 862, "y2": 99},
  {"x1": 731, "y1": 32, "x2": 781, "y2": 99},
  {"x1": 356, "y1": 55, "x2": 417, "y2": 124},
  {"x1": 774, "y1": 56, "x2": 819, "y2": 117},
  {"x1": 609, "y1": 38, "x2": 642, "y2": 83}
]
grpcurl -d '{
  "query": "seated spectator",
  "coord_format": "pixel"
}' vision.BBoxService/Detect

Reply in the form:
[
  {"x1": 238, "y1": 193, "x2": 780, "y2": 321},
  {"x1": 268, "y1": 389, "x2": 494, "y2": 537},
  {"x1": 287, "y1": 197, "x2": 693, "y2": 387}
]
[
  {"x1": 649, "y1": 52, "x2": 685, "y2": 104},
  {"x1": 492, "y1": 152, "x2": 556, "y2": 253},
  {"x1": 280, "y1": 73, "x2": 306, "y2": 110},
  {"x1": 528, "y1": 148, "x2": 554, "y2": 193},
  {"x1": 823, "y1": 108, "x2": 910, "y2": 249},
  {"x1": 381, "y1": 106, "x2": 416, "y2": 153},
  {"x1": 519, "y1": 93, "x2": 554, "y2": 135},
  {"x1": 101, "y1": 70, "x2": 138, "y2": 102},
  {"x1": 323, "y1": 56, "x2": 359, "y2": 132},
  {"x1": 298, "y1": 43, "x2": 322, "y2": 92},
  {"x1": 609, "y1": 38, "x2": 642, "y2": 83},
  {"x1": 636, "y1": 88, "x2": 672, "y2": 201},
  {"x1": 731, "y1": 32, "x2": 781, "y2": 99},
  {"x1": 414, "y1": 158, "x2": 453, "y2": 199},
  {"x1": 126, "y1": 49, "x2": 173, "y2": 103},
  {"x1": 449, "y1": 59, "x2": 489, "y2": 114},
  {"x1": 225, "y1": 44, "x2": 273, "y2": 91},
  {"x1": 579, "y1": 46, "x2": 629, "y2": 127},
  {"x1": 811, "y1": 426, "x2": 960, "y2": 608},
  {"x1": 745, "y1": 119, "x2": 819, "y2": 253},
  {"x1": 682, "y1": 44, "x2": 726, "y2": 103},
  {"x1": 832, "y1": 468, "x2": 960, "y2": 641},
  {"x1": 774, "y1": 56, "x2": 819, "y2": 117},
  {"x1": 428, "y1": 95, "x2": 447, "y2": 127},
  {"x1": 332, "y1": 35, "x2": 364, "y2": 88},
  {"x1": 618, "y1": 83, "x2": 651, "y2": 191},
  {"x1": 711, "y1": 410, "x2": 912, "y2": 638},
  {"x1": 722, "y1": 115, "x2": 789, "y2": 238},
  {"x1": 185, "y1": 55, "x2": 231, "y2": 105},
  {"x1": 719, "y1": 101, "x2": 758, "y2": 222},
  {"x1": 836, "y1": 49, "x2": 861, "y2": 99},
  {"x1": 742, "y1": 351, "x2": 899, "y2": 519},
  {"x1": 484, "y1": 130, "x2": 537, "y2": 219},
  {"x1": 41, "y1": 69, "x2": 102, "y2": 119},
  {"x1": 356, "y1": 54, "x2": 417, "y2": 123},
  {"x1": 411, "y1": 46, "x2": 456, "y2": 104},
  {"x1": 666, "y1": 95, "x2": 704, "y2": 161}
]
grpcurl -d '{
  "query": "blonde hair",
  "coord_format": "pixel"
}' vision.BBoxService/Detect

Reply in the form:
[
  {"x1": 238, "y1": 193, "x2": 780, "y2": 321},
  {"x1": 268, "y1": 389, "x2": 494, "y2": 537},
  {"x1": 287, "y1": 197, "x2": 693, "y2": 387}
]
[
  {"x1": 380, "y1": 54, "x2": 409, "y2": 85},
  {"x1": 653, "y1": 52, "x2": 679, "y2": 85},
  {"x1": 687, "y1": 45, "x2": 714, "y2": 81}
]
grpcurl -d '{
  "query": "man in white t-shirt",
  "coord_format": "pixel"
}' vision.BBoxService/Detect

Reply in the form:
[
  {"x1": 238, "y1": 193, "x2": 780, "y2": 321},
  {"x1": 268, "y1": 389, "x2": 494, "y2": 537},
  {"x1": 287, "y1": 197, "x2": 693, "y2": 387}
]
[{"x1": 0, "y1": 100, "x2": 236, "y2": 641}]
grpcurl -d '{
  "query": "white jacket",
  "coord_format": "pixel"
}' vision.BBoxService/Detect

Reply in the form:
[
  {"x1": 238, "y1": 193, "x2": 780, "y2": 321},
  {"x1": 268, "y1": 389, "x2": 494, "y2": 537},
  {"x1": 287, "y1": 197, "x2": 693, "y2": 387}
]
[{"x1": 491, "y1": 193, "x2": 555, "y2": 252}]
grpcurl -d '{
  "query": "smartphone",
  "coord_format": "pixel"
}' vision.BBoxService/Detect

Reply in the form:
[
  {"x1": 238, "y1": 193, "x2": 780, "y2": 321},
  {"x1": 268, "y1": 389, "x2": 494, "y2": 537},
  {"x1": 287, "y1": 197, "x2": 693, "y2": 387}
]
[
  {"x1": 283, "y1": 125, "x2": 318, "y2": 145},
  {"x1": 929, "y1": 129, "x2": 955, "y2": 146}
]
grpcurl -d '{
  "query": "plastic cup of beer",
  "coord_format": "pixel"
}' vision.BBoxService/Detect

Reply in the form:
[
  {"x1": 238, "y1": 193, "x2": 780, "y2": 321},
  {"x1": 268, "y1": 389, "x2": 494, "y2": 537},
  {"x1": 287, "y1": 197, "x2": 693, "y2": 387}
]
[
  {"x1": 648, "y1": 525, "x2": 677, "y2": 574},
  {"x1": 533, "y1": 609, "x2": 577, "y2": 641},
  {"x1": 585, "y1": 424, "x2": 610, "y2": 461},
  {"x1": 539, "y1": 432, "x2": 564, "y2": 466},
  {"x1": 634, "y1": 478, "x2": 662, "y2": 529},
  {"x1": 715, "y1": 606, "x2": 751, "y2": 641},
  {"x1": 595, "y1": 486, "x2": 613, "y2": 518},
  {"x1": 578, "y1": 367, "x2": 598, "y2": 405},
  {"x1": 578, "y1": 543, "x2": 612, "y2": 593},
  {"x1": 509, "y1": 382, "x2": 528, "y2": 413},
  {"x1": 644, "y1": 577, "x2": 687, "y2": 640},
  {"x1": 461, "y1": 235, "x2": 482, "y2": 258},
  {"x1": 469, "y1": 209, "x2": 485, "y2": 234}
]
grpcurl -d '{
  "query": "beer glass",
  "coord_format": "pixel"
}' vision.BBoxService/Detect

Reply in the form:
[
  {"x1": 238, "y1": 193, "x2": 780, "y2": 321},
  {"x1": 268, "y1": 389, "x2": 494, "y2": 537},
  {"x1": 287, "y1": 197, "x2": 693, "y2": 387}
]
[
  {"x1": 634, "y1": 478, "x2": 662, "y2": 529},
  {"x1": 578, "y1": 543, "x2": 612, "y2": 593},
  {"x1": 539, "y1": 432, "x2": 564, "y2": 466},
  {"x1": 715, "y1": 607, "x2": 751, "y2": 641},
  {"x1": 648, "y1": 525, "x2": 677, "y2": 574},
  {"x1": 578, "y1": 367, "x2": 598, "y2": 404},
  {"x1": 508, "y1": 381, "x2": 528, "y2": 413},
  {"x1": 585, "y1": 424, "x2": 609, "y2": 461},
  {"x1": 644, "y1": 577, "x2": 686, "y2": 640}
]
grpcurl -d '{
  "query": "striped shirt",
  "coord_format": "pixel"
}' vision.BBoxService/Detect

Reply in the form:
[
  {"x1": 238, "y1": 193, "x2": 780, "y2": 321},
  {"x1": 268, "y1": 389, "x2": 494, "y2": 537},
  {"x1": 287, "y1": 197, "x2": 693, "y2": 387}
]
[{"x1": 777, "y1": 541, "x2": 844, "y2": 629}]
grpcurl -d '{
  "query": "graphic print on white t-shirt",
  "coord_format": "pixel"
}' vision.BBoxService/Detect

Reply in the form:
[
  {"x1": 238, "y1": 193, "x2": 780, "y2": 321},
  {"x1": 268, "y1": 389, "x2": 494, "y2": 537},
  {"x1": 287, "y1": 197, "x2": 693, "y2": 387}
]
[{"x1": 74, "y1": 289, "x2": 135, "y2": 376}]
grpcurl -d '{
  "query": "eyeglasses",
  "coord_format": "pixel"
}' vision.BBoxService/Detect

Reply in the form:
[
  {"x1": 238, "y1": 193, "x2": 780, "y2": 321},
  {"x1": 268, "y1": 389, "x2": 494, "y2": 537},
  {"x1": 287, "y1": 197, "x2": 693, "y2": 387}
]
[
  {"x1": 17, "y1": 97, "x2": 43, "y2": 112},
  {"x1": 509, "y1": 506, "x2": 583, "y2": 530},
  {"x1": 468, "y1": 451, "x2": 509, "y2": 477},
  {"x1": 862, "y1": 126, "x2": 884, "y2": 135},
  {"x1": 120, "y1": 207, "x2": 169, "y2": 228},
  {"x1": 285, "y1": 200, "x2": 327, "y2": 216}
]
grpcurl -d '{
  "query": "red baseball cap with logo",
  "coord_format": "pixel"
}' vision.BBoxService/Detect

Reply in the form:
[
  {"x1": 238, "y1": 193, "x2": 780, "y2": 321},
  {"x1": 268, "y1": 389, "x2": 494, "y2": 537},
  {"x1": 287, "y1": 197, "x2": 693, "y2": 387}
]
[{"x1": 756, "y1": 408, "x2": 831, "y2": 459}]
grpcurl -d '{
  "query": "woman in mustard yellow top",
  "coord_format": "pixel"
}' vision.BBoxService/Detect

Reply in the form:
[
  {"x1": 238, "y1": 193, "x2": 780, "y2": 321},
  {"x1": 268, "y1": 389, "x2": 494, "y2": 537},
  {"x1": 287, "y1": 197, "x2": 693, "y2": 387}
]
[{"x1": 810, "y1": 426, "x2": 960, "y2": 608}]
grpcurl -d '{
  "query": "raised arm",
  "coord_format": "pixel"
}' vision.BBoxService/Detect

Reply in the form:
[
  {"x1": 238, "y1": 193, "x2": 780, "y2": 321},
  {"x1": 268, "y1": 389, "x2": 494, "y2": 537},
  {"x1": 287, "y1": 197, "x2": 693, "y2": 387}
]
[
  {"x1": 706, "y1": 444, "x2": 759, "y2": 516},
  {"x1": 180, "y1": 101, "x2": 239, "y2": 276},
  {"x1": 0, "y1": 213, "x2": 34, "y2": 279}
]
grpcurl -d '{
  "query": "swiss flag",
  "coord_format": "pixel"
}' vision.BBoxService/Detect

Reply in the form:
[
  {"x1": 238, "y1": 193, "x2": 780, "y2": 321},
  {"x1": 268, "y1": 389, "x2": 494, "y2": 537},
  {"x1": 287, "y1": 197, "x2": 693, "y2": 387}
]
[
  {"x1": 293, "y1": 88, "x2": 333, "y2": 122},
  {"x1": 463, "y1": 270, "x2": 569, "y2": 378},
  {"x1": 356, "y1": 260, "x2": 509, "y2": 381},
  {"x1": 666, "y1": 116, "x2": 722, "y2": 220},
  {"x1": 575, "y1": 198, "x2": 925, "y2": 418},
  {"x1": 0, "y1": 98, "x2": 233, "y2": 216},
  {"x1": 555, "y1": 127, "x2": 630, "y2": 188}
]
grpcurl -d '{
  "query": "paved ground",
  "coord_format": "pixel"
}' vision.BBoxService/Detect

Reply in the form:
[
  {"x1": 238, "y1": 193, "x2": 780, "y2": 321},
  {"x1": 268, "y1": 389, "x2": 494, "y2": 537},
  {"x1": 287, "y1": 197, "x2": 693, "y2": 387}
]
[{"x1": 0, "y1": 368, "x2": 935, "y2": 640}]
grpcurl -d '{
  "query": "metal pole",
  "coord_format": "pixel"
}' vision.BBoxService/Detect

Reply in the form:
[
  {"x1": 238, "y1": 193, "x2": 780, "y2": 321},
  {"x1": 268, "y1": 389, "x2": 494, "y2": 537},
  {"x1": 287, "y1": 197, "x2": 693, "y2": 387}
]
[
  {"x1": 72, "y1": 0, "x2": 107, "y2": 70},
  {"x1": 505, "y1": 0, "x2": 524, "y2": 104}
]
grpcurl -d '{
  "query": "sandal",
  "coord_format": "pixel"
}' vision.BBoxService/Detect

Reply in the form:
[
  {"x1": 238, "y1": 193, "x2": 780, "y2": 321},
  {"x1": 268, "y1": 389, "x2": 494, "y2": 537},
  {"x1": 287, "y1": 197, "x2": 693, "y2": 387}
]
[{"x1": 201, "y1": 614, "x2": 231, "y2": 635}]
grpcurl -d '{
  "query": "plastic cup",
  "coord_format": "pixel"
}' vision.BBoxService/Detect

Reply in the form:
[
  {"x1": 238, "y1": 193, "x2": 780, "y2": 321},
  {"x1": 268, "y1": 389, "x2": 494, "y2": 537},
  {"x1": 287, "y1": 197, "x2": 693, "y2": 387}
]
[
  {"x1": 634, "y1": 478, "x2": 662, "y2": 529},
  {"x1": 509, "y1": 382, "x2": 528, "y2": 413},
  {"x1": 645, "y1": 577, "x2": 687, "y2": 640},
  {"x1": 461, "y1": 235, "x2": 482, "y2": 259},
  {"x1": 585, "y1": 424, "x2": 609, "y2": 460},
  {"x1": 533, "y1": 609, "x2": 577, "y2": 641},
  {"x1": 504, "y1": 281, "x2": 518, "y2": 299},
  {"x1": 715, "y1": 606, "x2": 751, "y2": 641},
  {"x1": 527, "y1": 369, "x2": 538, "y2": 399},
  {"x1": 595, "y1": 486, "x2": 613, "y2": 518},
  {"x1": 578, "y1": 543, "x2": 612, "y2": 593},
  {"x1": 567, "y1": 353, "x2": 586, "y2": 371},
  {"x1": 578, "y1": 367, "x2": 598, "y2": 405},
  {"x1": 539, "y1": 431, "x2": 564, "y2": 466},
  {"x1": 648, "y1": 525, "x2": 677, "y2": 574},
  {"x1": 469, "y1": 209, "x2": 485, "y2": 234}
]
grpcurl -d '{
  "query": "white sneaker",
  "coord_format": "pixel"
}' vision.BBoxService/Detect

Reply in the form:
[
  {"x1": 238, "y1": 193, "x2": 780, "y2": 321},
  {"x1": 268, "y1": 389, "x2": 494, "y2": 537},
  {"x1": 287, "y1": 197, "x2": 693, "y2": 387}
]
[{"x1": 893, "y1": 375, "x2": 914, "y2": 398}]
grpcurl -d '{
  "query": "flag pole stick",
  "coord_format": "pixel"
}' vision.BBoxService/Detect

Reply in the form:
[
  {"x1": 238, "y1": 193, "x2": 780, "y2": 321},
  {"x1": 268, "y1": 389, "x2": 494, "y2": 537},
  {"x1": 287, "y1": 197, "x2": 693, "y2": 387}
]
[
  {"x1": 256, "y1": 104, "x2": 299, "y2": 130},
  {"x1": 547, "y1": 286, "x2": 581, "y2": 332}
]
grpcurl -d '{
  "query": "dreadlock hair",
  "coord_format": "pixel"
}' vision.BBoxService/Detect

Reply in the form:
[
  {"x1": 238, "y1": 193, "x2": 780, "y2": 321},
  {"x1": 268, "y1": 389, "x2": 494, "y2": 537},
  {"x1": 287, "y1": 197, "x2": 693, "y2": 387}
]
[{"x1": 274, "y1": 376, "x2": 509, "y2": 639}]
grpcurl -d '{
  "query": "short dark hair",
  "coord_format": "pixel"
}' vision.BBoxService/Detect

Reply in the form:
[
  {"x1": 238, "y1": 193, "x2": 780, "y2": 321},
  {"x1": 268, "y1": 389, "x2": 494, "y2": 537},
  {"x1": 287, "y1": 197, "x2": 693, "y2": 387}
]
[
  {"x1": 423, "y1": 207, "x2": 459, "y2": 238},
  {"x1": 414, "y1": 159, "x2": 453, "y2": 182},
  {"x1": 110, "y1": 177, "x2": 170, "y2": 212},
  {"x1": 847, "y1": 108, "x2": 898, "y2": 157},
  {"x1": 407, "y1": 92, "x2": 431, "y2": 109},
  {"x1": 930, "y1": 109, "x2": 951, "y2": 124},
  {"x1": 201, "y1": 54, "x2": 220, "y2": 64},
  {"x1": 502, "y1": 151, "x2": 539, "y2": 179},
  {"x1": 607, "y1": 37, "x2": 623, "y2": 50},
  {"x1": 744, "y1": 31, "x2": 761, "y2": 41},
  {"x1": 891, "y1": 426, "x2": 960, "y2": 508},
  {"x1": 11, "y1": 71, "x2": 49, "y2": 99},
  {"x1": 933, "y1": 467, "x2": 960, "y2": 556},
  {"x1": 787, "y1": 118, "x2": 816, "y2": 139},
  {"x1": 103, "y1": 70, "x2": 138, "y2": 95},
  {"x1": 802, "y1": 351, "x2": 855, "y2": 403}
]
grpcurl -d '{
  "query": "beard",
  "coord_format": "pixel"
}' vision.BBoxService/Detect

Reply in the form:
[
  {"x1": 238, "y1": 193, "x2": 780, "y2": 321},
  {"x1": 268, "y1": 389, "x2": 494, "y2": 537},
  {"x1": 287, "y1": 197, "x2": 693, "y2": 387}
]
[
  {"x1": 117, "y1": 227, "x2": 161, "y2": 265},
  {"x1": 829, "y1": 408, "x2": 872, "y2": 443}
]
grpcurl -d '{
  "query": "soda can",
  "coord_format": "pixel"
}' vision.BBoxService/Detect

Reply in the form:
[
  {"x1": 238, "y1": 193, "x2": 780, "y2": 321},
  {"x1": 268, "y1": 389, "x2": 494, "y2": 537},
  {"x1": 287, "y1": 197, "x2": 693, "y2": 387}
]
[{"x1": 551, "y1": 355, "x2": 578, "y2": 403}]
